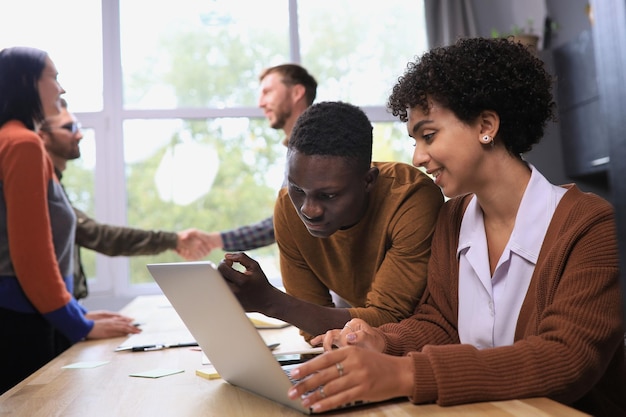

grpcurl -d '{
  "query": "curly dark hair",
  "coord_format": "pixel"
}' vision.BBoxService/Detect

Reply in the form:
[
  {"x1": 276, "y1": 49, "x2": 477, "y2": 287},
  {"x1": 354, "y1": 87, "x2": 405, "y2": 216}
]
[
  {"x1": 288, "y1": 101, "x2": 372, "y2": 171},
  {"x1": 387, "y1": 37, "x2": 556, "y2": 155}
]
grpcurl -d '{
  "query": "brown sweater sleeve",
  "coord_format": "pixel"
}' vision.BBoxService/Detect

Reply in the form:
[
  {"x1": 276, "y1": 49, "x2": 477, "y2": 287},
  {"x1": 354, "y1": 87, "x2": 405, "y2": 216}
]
[
  {"x1": 379, "y1": 190, "x2": 625, "y2": 413},
  {"x1": 74, "y1": 207, "x2": 178, "y2": 256}
]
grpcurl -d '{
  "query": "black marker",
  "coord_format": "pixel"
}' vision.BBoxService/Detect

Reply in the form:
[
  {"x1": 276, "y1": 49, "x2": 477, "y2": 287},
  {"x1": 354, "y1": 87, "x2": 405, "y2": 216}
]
[{"x1": 122, "y1": 342, "x2": 200, "y2": 352}]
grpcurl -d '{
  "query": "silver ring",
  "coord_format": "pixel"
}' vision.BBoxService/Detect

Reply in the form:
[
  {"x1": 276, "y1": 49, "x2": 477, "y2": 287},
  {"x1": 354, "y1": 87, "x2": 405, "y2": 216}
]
[
  {"x1": 336, "y1": 362, "x2": 344, "y2": 377},
  {"x1": 343, "y1": 323, "x2": 355, "y2": 332},
  {"x1": 319, "y1": 385, "x2": 327, "y2": 398}
]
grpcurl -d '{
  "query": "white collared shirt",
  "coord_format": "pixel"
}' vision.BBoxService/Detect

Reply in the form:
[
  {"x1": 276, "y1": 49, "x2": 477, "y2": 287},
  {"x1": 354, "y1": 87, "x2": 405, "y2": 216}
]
[{"x1": 457, "y1": 165, "x2": 567, "y2": 348}]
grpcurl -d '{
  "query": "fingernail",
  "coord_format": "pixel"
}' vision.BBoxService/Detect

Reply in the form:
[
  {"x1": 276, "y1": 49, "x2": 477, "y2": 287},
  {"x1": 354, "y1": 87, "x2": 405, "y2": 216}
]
[
  {"x1": 347, "y1": 333, "x2": 356, "y2": 342},
  {"x1": 288, "y1": 388, "x2": 297, "y2": 398},
  {"x1": 290, "y1": 368, "x2": 300, "y2": 378}
]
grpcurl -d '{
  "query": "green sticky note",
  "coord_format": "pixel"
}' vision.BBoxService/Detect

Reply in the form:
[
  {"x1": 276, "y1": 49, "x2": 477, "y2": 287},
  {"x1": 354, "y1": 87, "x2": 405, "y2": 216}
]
[
  {"x1": 62, "y1": 361, "x2": 110, "y2": 369},
  {"x1": 129, "y1": 368, "x2": 185, "y2": 378}
]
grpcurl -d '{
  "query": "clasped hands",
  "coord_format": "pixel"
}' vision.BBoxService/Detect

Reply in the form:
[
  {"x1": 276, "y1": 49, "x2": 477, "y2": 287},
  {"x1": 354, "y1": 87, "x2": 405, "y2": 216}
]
[{"x1": 175, "y1": 229, "x2": 222, "y2": 260}]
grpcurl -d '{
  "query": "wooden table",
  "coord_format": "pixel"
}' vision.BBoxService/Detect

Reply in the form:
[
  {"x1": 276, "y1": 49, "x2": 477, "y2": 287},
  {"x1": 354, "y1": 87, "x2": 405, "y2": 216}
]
[{"x1": 0, "y1": 295, "x2": 589, "y2": 417}]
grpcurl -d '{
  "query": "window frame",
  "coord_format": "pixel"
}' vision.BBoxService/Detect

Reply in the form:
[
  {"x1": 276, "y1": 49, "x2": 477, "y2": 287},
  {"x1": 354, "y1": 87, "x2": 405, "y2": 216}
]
[{"x1": 78, "y1": 0, "x2": 405, "y2": 299}]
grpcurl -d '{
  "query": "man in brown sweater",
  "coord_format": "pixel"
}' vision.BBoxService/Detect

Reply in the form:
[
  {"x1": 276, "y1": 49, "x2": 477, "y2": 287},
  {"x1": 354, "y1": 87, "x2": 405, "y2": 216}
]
[{"x1": 219, "y1": 101, "x2": 444, "y2": 339}]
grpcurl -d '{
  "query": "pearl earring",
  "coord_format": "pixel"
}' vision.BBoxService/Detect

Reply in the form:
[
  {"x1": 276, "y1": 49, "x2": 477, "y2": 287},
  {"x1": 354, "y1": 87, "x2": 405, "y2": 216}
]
[{"x1": 481, "y1": 135, "x2": 492, "y2": 144}]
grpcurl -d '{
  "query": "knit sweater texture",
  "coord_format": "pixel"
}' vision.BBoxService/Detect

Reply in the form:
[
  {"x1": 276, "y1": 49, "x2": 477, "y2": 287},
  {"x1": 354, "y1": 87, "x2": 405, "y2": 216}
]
[
  {"x1": 275, "y1": 162, "x2": 444, "y2": 336},
  {"x1": 0, "y1": 121, "x2": 91, "y2": 343},
  {"x1": 377, "y1": 185, "x2": 625, "y2": 416}
]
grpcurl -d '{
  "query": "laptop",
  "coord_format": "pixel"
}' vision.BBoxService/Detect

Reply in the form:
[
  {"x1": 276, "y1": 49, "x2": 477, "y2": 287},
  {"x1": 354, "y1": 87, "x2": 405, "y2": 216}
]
[{"x1": 147, "y1": 261, "x2": 368, "y2": 414}]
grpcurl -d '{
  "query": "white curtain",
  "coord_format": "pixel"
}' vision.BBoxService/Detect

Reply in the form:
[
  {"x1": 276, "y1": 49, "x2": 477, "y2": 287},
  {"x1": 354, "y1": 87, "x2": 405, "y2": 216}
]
[{"x1": 424, "y1": 0, "x2": 478, "y2": 48}]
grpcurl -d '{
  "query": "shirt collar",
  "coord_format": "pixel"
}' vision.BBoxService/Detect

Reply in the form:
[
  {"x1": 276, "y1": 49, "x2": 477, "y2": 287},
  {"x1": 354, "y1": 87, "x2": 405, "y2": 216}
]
[{"x1": 458, "y1": 164, "x2": 562, "y2": 264}]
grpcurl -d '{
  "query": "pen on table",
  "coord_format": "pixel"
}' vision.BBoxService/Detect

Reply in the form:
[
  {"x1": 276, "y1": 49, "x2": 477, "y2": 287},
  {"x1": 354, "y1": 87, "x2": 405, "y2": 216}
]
[
  {"x1": 134, "y1": 344, "x2": 165, "y2": 352},
  {"x1": 115, "y1": 342, "x2": 200, "y2": 352},
  {"x1": 132, "y1": 343, "x2": 199, "y2": 352},
  {"x1": 117, "y1": 342, "x2": 277, "y2": 352}
]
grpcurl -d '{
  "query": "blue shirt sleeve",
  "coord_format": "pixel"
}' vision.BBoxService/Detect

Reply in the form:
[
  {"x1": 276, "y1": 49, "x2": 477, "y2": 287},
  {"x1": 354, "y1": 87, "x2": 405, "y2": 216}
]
[{"x1": 44, "y1": 298, "x2": 94, "y2": 343}]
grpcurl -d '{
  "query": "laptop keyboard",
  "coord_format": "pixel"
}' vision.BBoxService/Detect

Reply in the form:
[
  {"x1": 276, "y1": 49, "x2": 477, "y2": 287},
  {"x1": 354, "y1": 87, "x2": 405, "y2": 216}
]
[
  {"x1": 284, "y1": 367, "x2": 312, "y2": 391},
  {"x1": 283, "y1": 366, "x2": 366, "y2": 409}
]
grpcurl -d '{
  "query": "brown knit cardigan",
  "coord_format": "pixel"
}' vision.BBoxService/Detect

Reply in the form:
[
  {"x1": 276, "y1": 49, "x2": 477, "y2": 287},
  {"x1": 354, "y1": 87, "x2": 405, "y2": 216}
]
[{"x1": 377, "y1": 185, "x2": 626, "y2": 416}]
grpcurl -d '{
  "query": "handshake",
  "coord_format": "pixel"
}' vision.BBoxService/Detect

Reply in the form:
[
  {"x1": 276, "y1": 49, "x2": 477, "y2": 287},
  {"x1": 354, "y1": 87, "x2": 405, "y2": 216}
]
[{"x1": 174, "y1": 229, "x2": 223, "y2": 260}]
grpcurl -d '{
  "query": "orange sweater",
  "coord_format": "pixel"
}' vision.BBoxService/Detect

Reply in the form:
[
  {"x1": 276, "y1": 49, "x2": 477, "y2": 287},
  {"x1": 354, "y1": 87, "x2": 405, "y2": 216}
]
[{"x1": 0, "y1": 120, "x2": 92, "y2": 342}]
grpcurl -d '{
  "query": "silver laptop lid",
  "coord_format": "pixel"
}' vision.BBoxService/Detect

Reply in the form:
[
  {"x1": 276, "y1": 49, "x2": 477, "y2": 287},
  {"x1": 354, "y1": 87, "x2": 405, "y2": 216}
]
[{"x1": 147, "y1": 261, "x2": 311, "y2": 414}]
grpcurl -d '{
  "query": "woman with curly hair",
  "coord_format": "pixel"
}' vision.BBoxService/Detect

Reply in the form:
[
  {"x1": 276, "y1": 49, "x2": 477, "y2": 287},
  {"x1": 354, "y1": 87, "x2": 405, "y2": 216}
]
[{"x1": 285, "y1": 37, "x2": 625, "y2": 416}]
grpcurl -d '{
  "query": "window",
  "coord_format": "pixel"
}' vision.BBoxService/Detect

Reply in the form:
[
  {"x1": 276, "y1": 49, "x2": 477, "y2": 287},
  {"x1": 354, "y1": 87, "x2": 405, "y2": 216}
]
[
  {"x1": 2, "y1": 0, "x2": 427, "y2": 298},
  {"x1": 0, "y1": 1, "x2": 104, "y2": 111}
]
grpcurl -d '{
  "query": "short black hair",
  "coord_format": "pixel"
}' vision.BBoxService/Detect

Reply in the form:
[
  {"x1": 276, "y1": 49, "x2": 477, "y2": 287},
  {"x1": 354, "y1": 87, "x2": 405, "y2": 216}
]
[
  {"x1": 288, "y1": 101, "x2": 372, "y2": 171},
  {"x1": 260, "y1": 64, "x2": 318, "y2": 106},
  {"x1": 0, "y1": 46, "x2": 49, "y2": 130},
  {"x1": 387, "y1": 37, "x2": 556, "y2": 155}
]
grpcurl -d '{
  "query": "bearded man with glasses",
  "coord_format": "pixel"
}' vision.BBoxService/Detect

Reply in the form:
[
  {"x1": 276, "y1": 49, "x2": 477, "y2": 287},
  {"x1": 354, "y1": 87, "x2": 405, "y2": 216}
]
[{"x1": 38, "y1": 98, "x2": 215, "y2": 301}]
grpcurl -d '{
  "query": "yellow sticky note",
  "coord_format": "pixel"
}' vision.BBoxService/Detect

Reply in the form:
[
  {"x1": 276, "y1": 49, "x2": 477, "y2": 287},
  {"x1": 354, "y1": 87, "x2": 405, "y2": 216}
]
[
  {"x1": 196, "y1": 367, "x2": 221, "y2": 380},
  {"x1": 247, "y1": 313, "x2": 290, "y2": 329}
]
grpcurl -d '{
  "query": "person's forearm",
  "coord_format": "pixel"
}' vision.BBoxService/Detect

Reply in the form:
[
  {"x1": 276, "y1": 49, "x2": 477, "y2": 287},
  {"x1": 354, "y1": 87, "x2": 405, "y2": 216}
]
[
  {"x1": 75, "y1": 208, "x2": 178, "y2": 256},
  {"x1": 261, "y1": 287, "x2": 351, "y2": 337},
  {"x1": 220, "y1": 216, "x2": 275, "y2": 251}
]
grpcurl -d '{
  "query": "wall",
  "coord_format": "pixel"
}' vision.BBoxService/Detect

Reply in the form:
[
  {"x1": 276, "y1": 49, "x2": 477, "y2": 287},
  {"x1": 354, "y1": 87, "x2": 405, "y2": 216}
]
[
  {"x1": 544, "y1": 0, "x2": 609, "y2": 197},
  {"x1": 590, "y1": 0, "x2": 626, "y2": 324},
  {"x1": 472, "y1": 0, "x2": 546, "y2": 45},
  {"x1": 471, "y1": 0, "x2": 608, "y2": 198},
  {"x1": 546, "y1": 0, "x2": 593, "y2": 49}
]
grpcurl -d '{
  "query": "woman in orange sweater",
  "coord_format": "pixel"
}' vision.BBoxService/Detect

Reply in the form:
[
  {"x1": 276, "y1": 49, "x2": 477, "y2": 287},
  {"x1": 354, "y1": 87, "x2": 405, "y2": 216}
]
[
  {"x1": 286, "y1": 38, "x2": 625, "y2": 416},
  {"x1": 0, "y1": 47, "x2": 140, "y2": 394}
]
